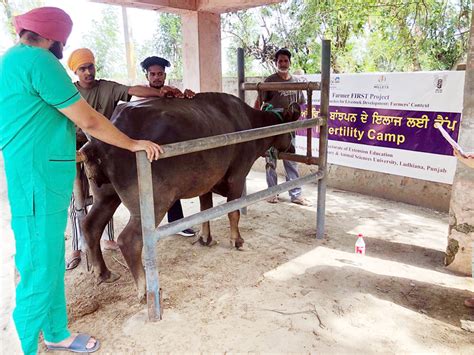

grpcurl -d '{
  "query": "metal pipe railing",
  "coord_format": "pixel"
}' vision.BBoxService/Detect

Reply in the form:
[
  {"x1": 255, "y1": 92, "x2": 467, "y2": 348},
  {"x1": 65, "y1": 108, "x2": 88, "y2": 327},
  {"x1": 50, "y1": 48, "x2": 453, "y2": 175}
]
[
  {"x1": 242, "y1": 82, "x2": 320, "y2": 91},
  {"x1": 136, "y1": 41, "x2": 331, "y2": 321},
  {"x1": 151, "y1": 170, "x2": 324, "y2": 242},
  {"x1": 277, "y1": 152, "x2": 319, "y2": 165},
  {"x1": 156, "y1": 118, "x2": 323, "y2": 160}
]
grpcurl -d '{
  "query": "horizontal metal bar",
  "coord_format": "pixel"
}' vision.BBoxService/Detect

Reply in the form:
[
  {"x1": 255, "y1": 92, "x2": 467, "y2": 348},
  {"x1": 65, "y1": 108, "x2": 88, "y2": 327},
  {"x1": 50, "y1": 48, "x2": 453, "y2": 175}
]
[
  {"x1": 153, "y1": 171, "x2": 324, "y2": 242},
  {"x1": 242, "y1": 81, "x2": 321, "y2": 92},
  {"x1": 277, "y1": 152, "x2": 319, "y2": 165},
  {"x1": 158, "y1": 118, "x2": 323, "y2": 160}
]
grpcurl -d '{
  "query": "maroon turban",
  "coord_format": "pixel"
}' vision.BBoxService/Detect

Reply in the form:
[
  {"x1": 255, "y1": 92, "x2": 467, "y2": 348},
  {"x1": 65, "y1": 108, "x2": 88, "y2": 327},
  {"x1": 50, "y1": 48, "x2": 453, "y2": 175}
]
[{"x1": 13, "y1": 7, "x2": 73, "y2": 45}]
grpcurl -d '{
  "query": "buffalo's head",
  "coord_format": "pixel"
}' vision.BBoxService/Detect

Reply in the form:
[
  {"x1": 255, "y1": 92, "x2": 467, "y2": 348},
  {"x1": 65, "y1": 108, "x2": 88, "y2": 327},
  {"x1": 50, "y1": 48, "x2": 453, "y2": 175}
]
[
  {"x1": 80, "y1": 141, "x2": 110, "y2": 187},
  {"x1": 271, "y1": 102, "x2": 301, "y2": 154}
]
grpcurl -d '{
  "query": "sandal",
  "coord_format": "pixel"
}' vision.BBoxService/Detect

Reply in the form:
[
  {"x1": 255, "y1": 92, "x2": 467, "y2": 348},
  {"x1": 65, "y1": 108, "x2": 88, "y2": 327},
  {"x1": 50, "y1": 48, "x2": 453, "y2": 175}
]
[
  {"x1": 291, "y1": 197, "x2": 310, "y2": 206},
  {"x1": 46, "y1": 333, "x2": 100, "y2": 353},
  {"x1": 66, "y1": 255, "x2": 81, "y2": 271},
  {"x1": 267, "y1": 196, "x2": 279, "y2": 204}
]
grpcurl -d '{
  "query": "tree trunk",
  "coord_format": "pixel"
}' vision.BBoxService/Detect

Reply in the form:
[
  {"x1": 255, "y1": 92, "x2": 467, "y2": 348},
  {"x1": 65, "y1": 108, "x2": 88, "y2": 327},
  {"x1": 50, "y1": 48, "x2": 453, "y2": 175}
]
[{"x1": 445, "y1": 7, "x2": 474, "y2": 275}]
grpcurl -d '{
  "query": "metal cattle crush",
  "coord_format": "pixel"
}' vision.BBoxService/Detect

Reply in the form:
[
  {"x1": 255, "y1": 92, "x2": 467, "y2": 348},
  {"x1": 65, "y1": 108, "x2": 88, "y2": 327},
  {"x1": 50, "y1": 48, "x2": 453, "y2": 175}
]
[{"x1": 135, "y1": 40, "x2": 331, "y2": 321}]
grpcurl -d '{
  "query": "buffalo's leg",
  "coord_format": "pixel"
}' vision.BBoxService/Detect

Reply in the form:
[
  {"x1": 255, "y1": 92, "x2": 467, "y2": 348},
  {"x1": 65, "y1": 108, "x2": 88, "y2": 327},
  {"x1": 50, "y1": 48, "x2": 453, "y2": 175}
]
[
  {"x1": 198, "y1": 192, "x2": 213, "y2": 246},
  {"x1": 82, "y1": 186, "x2": 121, "y2": 284},
  {"x1": 228, "y1": 210, "x2": 244, "y2": 249},
  {"x1": 117, "y1": 216, "x2": 145, "y2": 302},
  {"x1": 225, "y1": 180, "x2": 245, "y2": 249},
  {"x1": 118, "y1": 210, "x2": 167, "y2": 302}
]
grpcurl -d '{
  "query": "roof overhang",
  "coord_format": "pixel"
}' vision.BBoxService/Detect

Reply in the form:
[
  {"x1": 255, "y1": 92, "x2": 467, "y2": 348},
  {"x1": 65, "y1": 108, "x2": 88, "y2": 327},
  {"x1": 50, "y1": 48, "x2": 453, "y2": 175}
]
[{"x1": 91, "y1": 0, "x2": 283, "y2": 14}]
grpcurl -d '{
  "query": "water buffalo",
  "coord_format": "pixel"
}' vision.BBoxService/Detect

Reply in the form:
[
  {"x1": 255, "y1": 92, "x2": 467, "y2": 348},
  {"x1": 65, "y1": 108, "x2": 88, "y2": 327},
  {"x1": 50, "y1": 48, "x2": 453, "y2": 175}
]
[{"x1": 81, "y1": 92, "x2": 300, "y2": 300}]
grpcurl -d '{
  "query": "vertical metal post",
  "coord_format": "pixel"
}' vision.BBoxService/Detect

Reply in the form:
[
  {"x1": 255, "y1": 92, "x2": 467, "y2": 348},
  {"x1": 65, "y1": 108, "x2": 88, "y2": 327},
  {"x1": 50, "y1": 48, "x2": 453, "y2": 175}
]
[
  {"x1": 306, "y1": 89, "x2": 313, "y2": 157},
  {"x1": 237, "y1": 48, "x2": 245, "y2": 102},
  {"x1": 238, "y1": 48, "x2": 248, "y2": 215},
  {"x1": 136, "y1": 151, "x2": 161, "y2": 321},
  {"x1": 316, "y1": 40, "x2": 331, "y2": 239}
]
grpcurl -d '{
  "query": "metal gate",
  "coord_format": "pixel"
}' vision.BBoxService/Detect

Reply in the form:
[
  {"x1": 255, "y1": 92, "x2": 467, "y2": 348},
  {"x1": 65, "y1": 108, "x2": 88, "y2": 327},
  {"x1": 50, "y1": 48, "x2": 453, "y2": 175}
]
[{"x1": 136, "y1": 40, "x2": 331, "y2": 321}]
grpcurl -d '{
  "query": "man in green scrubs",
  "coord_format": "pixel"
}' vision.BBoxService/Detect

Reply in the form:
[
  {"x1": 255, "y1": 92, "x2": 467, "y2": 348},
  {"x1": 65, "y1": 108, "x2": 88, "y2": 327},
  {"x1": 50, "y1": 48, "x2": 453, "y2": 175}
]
[{"x1": 0, "y1": 7, "x2": 161, "y2": 354}]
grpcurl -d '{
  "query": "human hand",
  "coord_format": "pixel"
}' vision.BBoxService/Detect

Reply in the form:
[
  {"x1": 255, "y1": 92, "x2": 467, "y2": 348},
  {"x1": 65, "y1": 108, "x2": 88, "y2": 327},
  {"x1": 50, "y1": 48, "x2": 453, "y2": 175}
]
[
  {"x1": 76, "y1": 151, "x2": 86, "y2": 163},
  {"x1": 130, "y1": 140, "x2": 163, "y2": 162},
  {"x1": 160, "y1": 85, "x2": 184, "y2": 98},
  {"x1": 183, "y1": 89, "x2": 195, "y2": 98},
  {"x1": 454, "y1": 148, "x2": 474, "y2": 168}
]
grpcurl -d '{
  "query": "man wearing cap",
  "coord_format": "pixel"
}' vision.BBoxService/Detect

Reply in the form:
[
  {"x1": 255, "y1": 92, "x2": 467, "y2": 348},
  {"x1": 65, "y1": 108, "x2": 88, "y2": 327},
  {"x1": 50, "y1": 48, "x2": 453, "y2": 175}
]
[
  {"x1": 66, "y1": 49, "x2": 186, "y2": 270},
  {"x1": 140, "y1": 56, "x2": 196, "y2": 237},
  {"x1": 254, "y1": 48, "x2": 309, "y2": 206},
  {"x1": 0, "y1": 7, "x2": 162, "y2": 354}
]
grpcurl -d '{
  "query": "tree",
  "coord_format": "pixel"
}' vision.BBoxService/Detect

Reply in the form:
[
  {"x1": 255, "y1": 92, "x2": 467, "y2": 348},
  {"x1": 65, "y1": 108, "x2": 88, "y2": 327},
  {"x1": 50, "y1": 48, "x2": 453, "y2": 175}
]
[
  {"x1": 222, "y1": 0, "x2": 471, "y2": 74},
  {"x1": 137, "y1": 13, "x2": 183, "y2": 79},
  {"x1": 0, "y1": 0, "x2": 44, "y2": 45},
  {"x1": 363, "y1": 0, "x2": 471, "y2": 71},
  {"x1": 222, "y1": 9, "x2": 267, "y2": 76},
  {"x1": 444, "y1": 3, "x2": 474, "y2": 276},
  {"x1": 82, "y1": 6, "x2": 126, "y2": 80}
]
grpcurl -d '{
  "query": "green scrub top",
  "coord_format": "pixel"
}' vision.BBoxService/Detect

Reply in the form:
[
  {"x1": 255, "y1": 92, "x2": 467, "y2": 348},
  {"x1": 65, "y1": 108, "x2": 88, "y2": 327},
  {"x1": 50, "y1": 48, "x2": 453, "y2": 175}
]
[{"x1": 0, "y1": 44, "x2": 81, "y2": 217}]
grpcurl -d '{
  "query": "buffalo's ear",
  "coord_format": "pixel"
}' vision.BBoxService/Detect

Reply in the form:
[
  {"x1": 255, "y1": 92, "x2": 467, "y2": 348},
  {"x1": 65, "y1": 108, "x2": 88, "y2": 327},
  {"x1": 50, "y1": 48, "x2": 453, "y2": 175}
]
[
  {"x1": 283, "y1": 102, "x2": 301, "y2": 122},
  {"x1": 81, "y1": 142, "x2": 110, "y2": 187}
]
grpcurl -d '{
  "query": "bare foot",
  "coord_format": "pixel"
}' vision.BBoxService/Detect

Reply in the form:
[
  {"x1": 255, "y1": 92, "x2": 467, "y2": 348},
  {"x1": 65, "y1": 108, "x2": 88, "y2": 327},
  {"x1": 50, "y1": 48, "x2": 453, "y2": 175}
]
[
  {"x1": 267, "y1": 196, "x2": 279, "y2": 203},
  {"x1": 291, "y1": 196, "x2": 311, "y2": 206}
]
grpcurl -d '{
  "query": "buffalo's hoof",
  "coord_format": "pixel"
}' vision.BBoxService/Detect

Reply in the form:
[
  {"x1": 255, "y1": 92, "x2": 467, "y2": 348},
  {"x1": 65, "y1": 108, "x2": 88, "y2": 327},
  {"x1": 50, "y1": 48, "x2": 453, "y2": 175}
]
[
  {"x1": 199, "y1": 236, "x2": 213, "y2": 246},
  {"x1": 97, "y1": 270, "x2": 121, "y2": 285},
  {"x1": 138, "y1": 292, "x2": 146, "y2": 304},
  {"x1": 234, "y1": 237, "x2": 244, "y2": 249}
]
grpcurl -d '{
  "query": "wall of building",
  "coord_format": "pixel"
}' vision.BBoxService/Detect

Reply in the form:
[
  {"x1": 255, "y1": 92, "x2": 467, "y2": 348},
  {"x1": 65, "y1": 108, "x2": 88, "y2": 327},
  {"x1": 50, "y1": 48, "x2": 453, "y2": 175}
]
[{"x1": 171, "y1": 77, "x2": 452, "y2": 212}]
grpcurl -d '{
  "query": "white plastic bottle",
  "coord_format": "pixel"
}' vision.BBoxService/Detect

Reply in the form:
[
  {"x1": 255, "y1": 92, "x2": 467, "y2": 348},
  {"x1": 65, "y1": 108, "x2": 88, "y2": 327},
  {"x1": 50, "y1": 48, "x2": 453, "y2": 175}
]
[{"x1": 355, "y1": 233, "x2": 366, "y2": 255}]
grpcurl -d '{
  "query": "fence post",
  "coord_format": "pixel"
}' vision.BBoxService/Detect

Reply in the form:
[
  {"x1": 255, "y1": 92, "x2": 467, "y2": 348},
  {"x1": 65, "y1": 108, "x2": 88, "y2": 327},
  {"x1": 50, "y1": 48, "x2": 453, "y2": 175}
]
[
  {"x1": 238, "y1": 47, "x2": 248, "y2": 215},
  {"x1": 316, "y1": 40, "x2": 331, "y2": 239},
  {"x1": 136, "y1": 151, "x2": 162, "y2": 321}
]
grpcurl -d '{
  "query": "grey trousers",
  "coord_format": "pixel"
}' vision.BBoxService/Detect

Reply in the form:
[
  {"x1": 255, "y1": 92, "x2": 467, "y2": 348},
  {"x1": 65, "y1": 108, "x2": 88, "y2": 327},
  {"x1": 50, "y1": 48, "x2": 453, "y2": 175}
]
[{"x1": 265, "y1": 155, "x2": 302, "y2": 199}]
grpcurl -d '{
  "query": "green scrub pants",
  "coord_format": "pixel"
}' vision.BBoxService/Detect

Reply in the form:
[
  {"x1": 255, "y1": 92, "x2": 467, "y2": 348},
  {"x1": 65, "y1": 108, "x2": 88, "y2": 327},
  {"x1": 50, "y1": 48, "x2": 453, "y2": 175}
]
[{"x1": 11, "y1": 210, "x2": 71, "y2": 355}]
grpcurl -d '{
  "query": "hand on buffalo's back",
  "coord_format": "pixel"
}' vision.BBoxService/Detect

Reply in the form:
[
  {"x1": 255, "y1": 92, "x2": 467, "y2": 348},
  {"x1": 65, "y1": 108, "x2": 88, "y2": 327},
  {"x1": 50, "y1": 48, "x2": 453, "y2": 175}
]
[
  {"x1": 160, "y1": 86, "x2": 195, "y2": 99},
  {"x1": 183, "y1": 89, "x2": 195, "y2": 98}
]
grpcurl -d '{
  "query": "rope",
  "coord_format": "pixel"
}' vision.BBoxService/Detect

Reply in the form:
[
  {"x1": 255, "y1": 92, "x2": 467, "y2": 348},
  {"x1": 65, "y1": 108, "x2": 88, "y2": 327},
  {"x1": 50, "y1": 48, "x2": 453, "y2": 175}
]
[{"x1": 262, "y1": 103, "x2": 284, "y2": 123}]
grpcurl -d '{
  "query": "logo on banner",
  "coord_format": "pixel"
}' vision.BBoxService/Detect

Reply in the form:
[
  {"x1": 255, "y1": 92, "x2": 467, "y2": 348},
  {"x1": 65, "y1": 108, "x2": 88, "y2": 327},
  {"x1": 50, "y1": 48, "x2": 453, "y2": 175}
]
[
  {"x1": 373, "y1": 75, "x2": 389, "y2": 90},
  {"x1": 330, "y1": 76, "x2": 341, "y2": 89},
  {"x1": 434, "y1": 75, "x2": 446, "y2": 93}
]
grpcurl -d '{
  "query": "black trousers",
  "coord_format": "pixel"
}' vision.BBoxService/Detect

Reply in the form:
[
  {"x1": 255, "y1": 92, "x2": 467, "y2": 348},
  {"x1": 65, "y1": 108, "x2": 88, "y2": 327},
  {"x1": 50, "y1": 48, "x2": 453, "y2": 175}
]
[{"x1": 167, "y1": 200, "x2": 185, "y2": 223}]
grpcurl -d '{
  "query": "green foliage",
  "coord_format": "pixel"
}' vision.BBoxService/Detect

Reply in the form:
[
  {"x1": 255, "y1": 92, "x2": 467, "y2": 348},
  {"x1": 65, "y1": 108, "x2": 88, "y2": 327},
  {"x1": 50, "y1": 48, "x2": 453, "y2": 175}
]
[
  {"x1": 82, "y1": 6, "x2": 126, "y2": 80},
  {"x1": 223, "y1": 0, "x2": 471, "y2": 74},
  {"x1": 1, "y1": 0, "x2": 44, "y2": 44},
  {"x1": 151, "y1": 13, "x2": 183, "y2": 79},
  {"x1": 222, "y1": 10, "x2": 265, "y2": 76}
]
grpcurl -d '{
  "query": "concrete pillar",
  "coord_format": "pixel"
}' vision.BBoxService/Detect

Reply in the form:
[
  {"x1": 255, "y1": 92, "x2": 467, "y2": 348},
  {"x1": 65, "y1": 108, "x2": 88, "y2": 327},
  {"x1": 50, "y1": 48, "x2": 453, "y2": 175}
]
[
  {"x1": 0, "y1": 154, "x2": 21, "y2": 352},
  {"x1": 445, "y1": 10, "x2": 474, "y2": 275},
  {"x1": 181, "y1": 11, "x2": 222, "y2": 93}
]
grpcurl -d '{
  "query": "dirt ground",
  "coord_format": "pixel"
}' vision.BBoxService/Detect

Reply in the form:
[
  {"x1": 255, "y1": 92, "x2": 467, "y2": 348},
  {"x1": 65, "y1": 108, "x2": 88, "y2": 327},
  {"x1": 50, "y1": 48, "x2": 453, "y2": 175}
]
[{"x1": 43, "y1": 169, "x2": 474, "y2": 354}]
